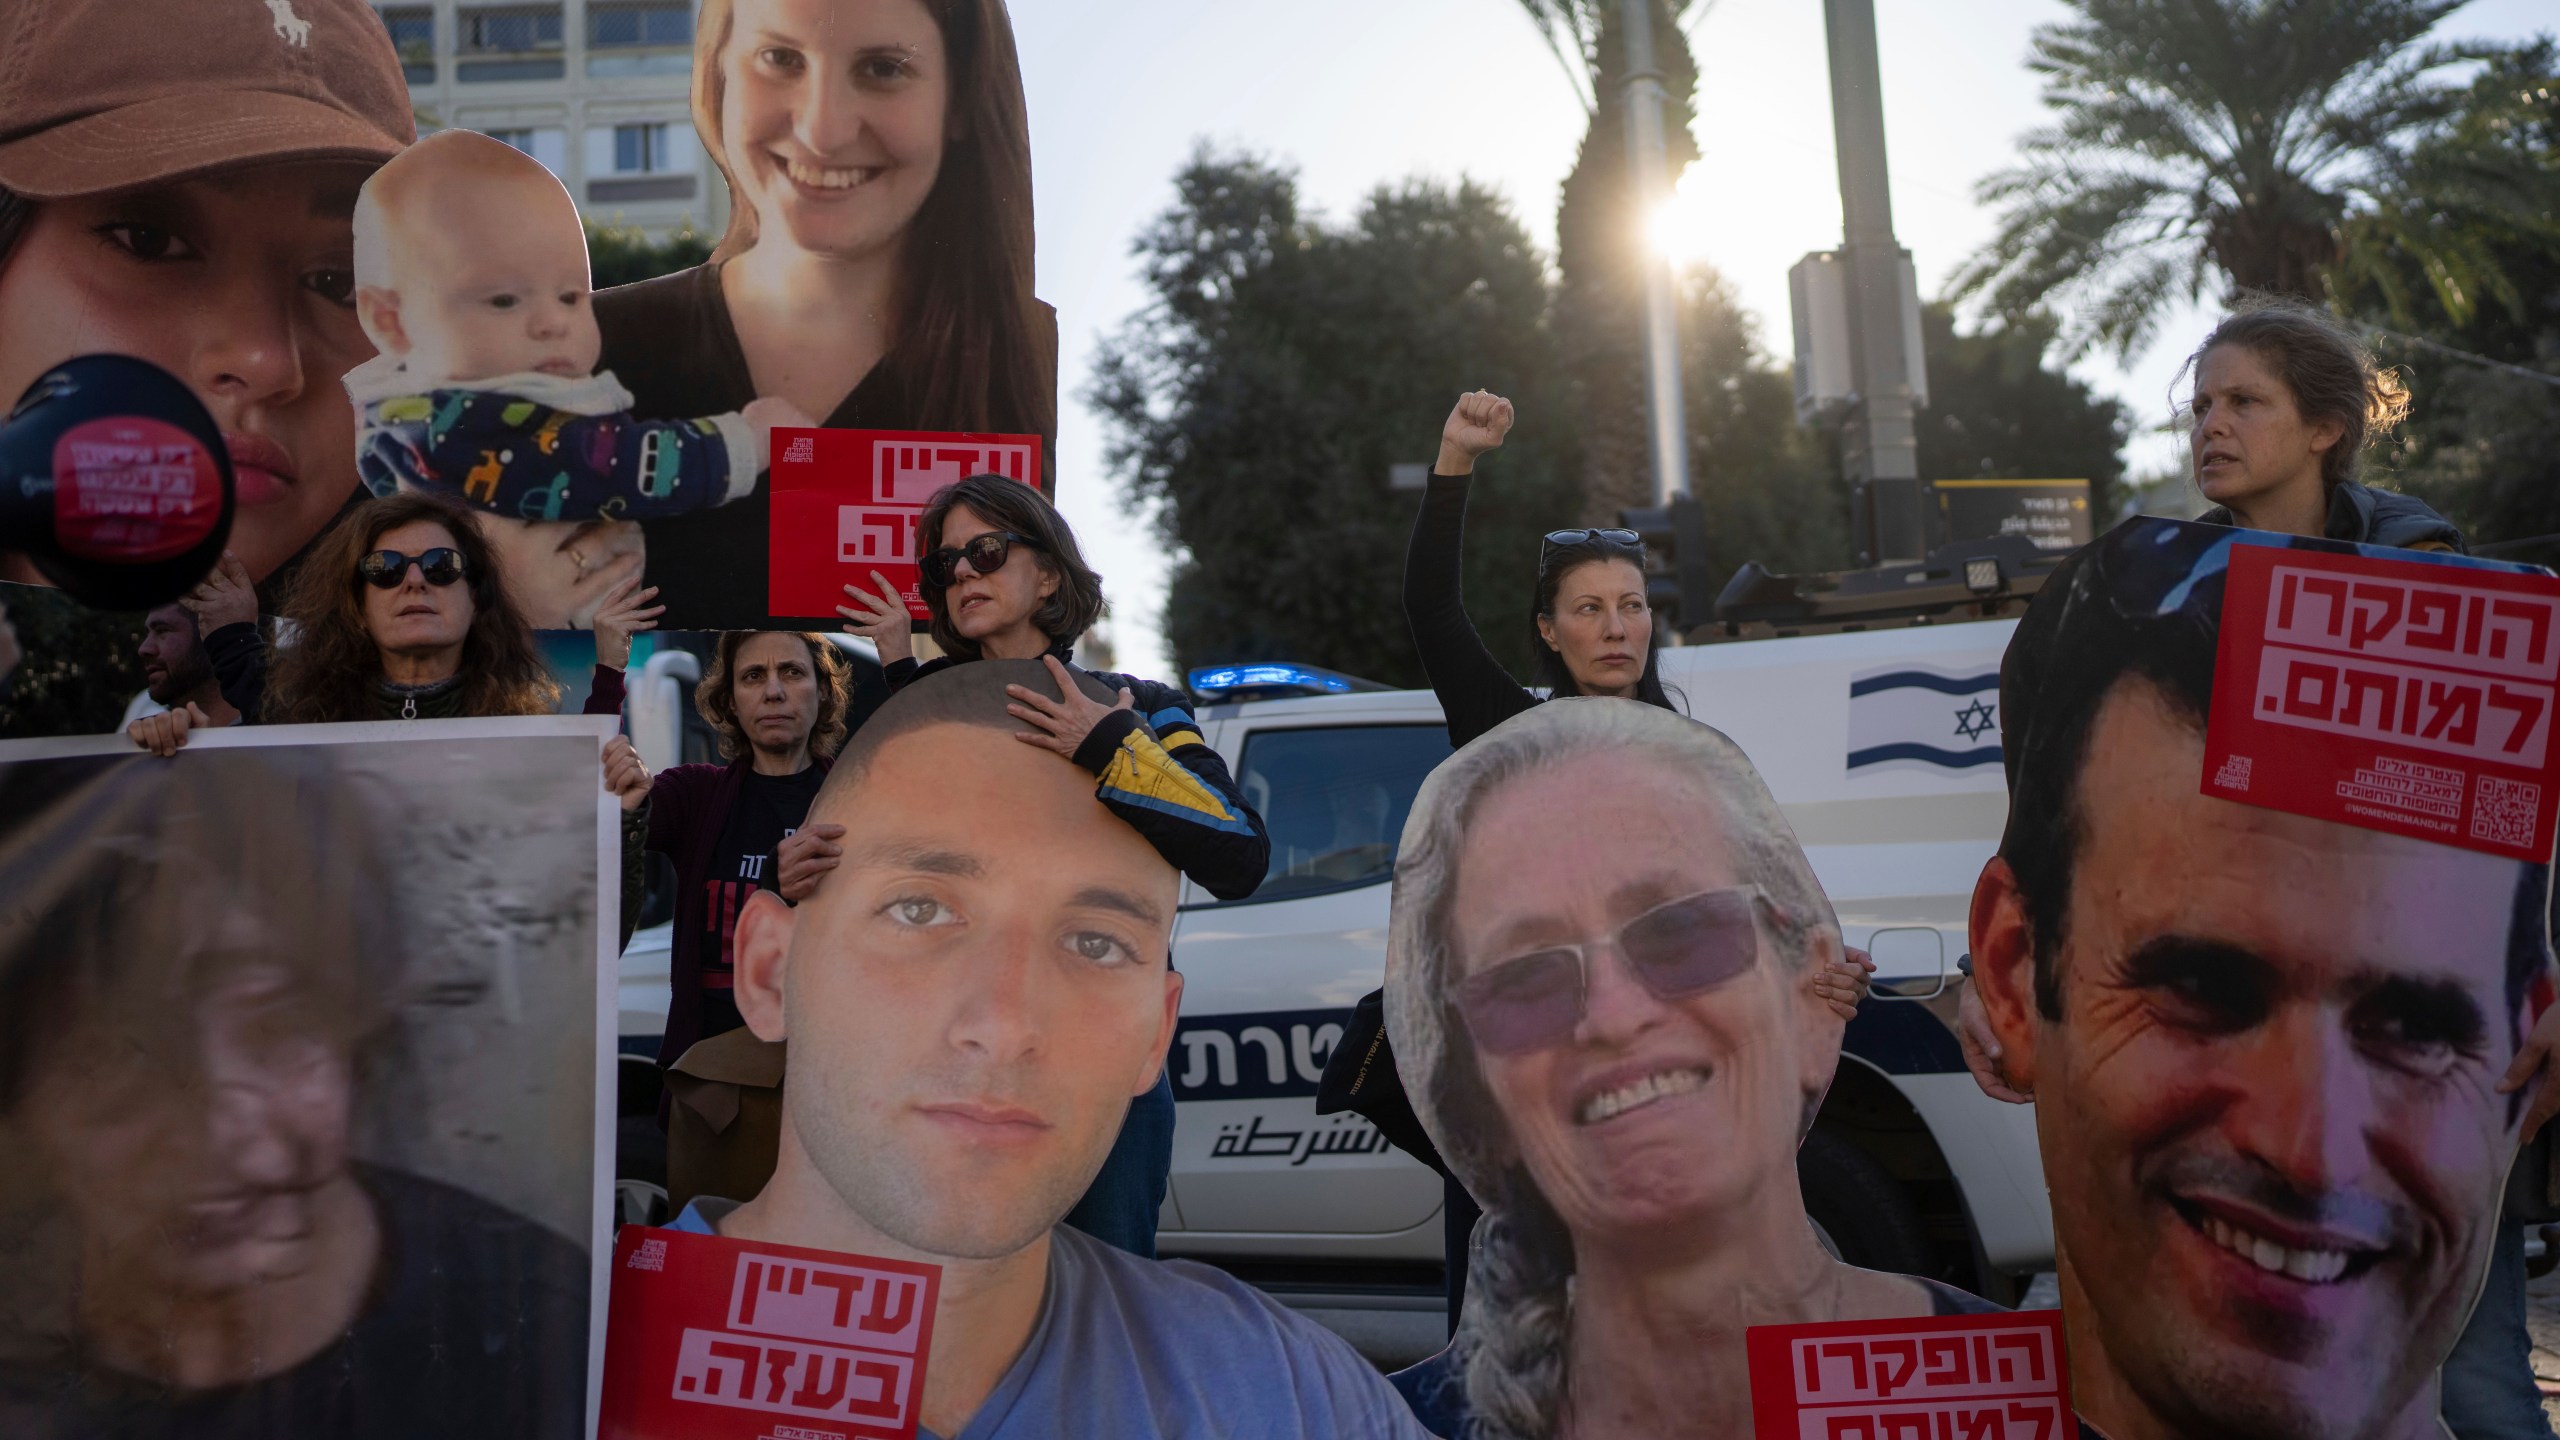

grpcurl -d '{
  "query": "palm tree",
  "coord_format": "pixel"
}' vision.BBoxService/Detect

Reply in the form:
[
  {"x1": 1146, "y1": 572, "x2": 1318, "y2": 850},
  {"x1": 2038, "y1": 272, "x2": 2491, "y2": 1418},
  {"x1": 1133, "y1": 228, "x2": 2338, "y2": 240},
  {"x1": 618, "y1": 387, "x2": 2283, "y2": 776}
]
[
  {"x1": 2332, "y1": 39, "x2": 2560, "y2": 332},
  {"x1": 1955, "y1": 0, "x2": 2500, "y2": 362},
  {"x1": 1513, "y1": 0, "x2": 1716, "y2": 112}
]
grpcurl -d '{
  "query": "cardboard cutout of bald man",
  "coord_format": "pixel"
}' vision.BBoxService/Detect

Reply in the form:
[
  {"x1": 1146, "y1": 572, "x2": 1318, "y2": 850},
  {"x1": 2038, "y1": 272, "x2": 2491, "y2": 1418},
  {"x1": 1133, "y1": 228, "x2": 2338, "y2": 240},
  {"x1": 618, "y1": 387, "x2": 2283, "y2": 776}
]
[{"x1": 657, "y1": 660, "x2": 1430, "y2": 1440}]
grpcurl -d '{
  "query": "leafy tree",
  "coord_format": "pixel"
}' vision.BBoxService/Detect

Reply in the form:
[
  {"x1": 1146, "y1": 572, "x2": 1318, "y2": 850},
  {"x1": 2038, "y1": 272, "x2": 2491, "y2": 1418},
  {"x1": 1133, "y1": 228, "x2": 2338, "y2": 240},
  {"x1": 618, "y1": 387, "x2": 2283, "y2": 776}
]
[
  {"x1": 1676, "y1": 269, "x2": 1852, "y2": 583},
  {"x1": 587, "y1": 223, "x2": 715, "y2": 290},
  {"x1": 1089, "y1": 152, "x2": 1579, "y2": 685},
  {"x1": 0, "y1": 587, "x2": 147, "y2": 739},
  {"x1": 2333, "y1": 39, "x2": 2560, "y2": 331},
  {"x1": 2334, "y1": 42, "x2": 2560, "y2": 546},
  {"x1": 1956, "y1": 0, "x2": 2517, "y2": 361},
  {"x1": 1915, "y1": 302, "x2": 2133, "y2": 521}
]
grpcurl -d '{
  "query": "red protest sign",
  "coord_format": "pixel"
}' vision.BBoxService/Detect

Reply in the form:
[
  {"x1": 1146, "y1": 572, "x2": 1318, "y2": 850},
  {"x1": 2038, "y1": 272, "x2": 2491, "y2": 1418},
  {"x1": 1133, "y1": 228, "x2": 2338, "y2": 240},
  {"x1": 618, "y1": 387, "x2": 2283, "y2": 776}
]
[
  {"x1": 2203, "y1": 544, "x2": 2560, "y2": 862},
  {"x1": 767, "y1": 428, "x2": 1043, "y2": 622},
  {"x1": 599, "y1": 1224, "x2": 940, "y2": 1440},
  {"x1": 1745, "y1": 1310, "x2": 2071, "y2": 1439}
]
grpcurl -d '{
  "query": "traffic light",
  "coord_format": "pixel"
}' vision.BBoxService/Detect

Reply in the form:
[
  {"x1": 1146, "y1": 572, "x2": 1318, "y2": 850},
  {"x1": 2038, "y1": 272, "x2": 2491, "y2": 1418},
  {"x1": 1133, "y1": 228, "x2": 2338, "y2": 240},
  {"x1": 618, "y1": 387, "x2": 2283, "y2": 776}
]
[{"x1": 1617, "y1": 495, "x2": 1713, "y2": 633}]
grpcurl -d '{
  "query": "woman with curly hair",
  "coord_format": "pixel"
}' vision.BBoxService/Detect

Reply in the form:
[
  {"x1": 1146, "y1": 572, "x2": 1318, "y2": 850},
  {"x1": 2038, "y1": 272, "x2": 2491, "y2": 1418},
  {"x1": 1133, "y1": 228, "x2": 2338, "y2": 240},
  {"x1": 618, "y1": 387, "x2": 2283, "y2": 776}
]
[
  {"x1": 125, "y1": 491, "x2": 654, "y2": 732},
  {"x1": 122, "y1": 492, "x2": 658, "y2": 932}
]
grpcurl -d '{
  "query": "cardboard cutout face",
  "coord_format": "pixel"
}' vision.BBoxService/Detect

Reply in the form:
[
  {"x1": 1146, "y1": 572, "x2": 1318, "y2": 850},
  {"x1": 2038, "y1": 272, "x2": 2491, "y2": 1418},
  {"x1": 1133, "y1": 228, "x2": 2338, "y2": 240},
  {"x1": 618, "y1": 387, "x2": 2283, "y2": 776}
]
[
  {"x1": 339, "y1": 0, "x2": 1054, "y2": 631},
  {"x1": 0, "y1": 167, "x2": 380, "y2": 594},
  {"x1": 1972, "y1": 516, "x2": 2558, "y2": 1440},
  {"x1": 1385, "y1": 697, "x2": 1946, "y2": 1439}
]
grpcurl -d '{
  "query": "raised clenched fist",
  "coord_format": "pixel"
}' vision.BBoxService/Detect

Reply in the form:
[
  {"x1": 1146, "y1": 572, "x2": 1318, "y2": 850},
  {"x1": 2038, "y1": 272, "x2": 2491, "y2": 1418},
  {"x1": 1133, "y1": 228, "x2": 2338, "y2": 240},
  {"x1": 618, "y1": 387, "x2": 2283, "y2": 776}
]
[{"x1": 1437, "y1": 390, "x2": 1515, "y2": 475}]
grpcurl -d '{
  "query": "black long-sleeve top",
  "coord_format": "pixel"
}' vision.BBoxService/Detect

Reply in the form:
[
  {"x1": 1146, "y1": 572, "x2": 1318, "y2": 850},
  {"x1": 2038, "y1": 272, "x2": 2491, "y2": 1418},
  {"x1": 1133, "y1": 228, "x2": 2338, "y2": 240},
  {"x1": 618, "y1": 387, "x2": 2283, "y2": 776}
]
[{"x1": 1404, "y1": 473, "x2": 1541, "y2": 749}]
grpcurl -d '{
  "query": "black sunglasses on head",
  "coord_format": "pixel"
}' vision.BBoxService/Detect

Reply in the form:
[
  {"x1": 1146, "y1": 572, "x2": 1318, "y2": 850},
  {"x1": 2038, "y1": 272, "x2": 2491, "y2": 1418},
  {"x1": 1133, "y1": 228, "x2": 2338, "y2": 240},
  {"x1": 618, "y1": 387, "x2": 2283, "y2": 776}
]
[
  {"x1": 1545, "y1": 527, "x2": 1640, "y2": 549},
  {"x1": 357, "y1": 548, "x2": 467, "y2": 589},
  {"x1": 1540, "y1": 527, "x2": 1644, "y2": 571},
  {"x1": 921, "y1": 531, "x2": 1041, "y2": 590}
]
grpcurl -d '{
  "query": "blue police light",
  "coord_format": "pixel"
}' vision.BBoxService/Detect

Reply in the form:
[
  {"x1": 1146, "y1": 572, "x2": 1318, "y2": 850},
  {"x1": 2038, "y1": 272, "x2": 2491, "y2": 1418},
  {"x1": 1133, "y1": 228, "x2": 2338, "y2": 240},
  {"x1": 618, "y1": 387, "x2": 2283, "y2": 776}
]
[{"x1": 1187, "y1": 662, "x2": 1364, "y2": 701}]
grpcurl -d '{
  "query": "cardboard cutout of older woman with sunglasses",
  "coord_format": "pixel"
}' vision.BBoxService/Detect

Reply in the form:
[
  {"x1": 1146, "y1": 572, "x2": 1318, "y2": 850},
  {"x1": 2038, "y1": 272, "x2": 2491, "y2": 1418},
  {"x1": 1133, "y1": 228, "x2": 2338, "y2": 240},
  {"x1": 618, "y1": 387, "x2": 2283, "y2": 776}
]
[
  {"x1": 1318, "y1": 391, "x2": 1874, "y2": 1334},
  {"x1": 1383, "y1": 699, "x2": 2001, "y2": 1440}
]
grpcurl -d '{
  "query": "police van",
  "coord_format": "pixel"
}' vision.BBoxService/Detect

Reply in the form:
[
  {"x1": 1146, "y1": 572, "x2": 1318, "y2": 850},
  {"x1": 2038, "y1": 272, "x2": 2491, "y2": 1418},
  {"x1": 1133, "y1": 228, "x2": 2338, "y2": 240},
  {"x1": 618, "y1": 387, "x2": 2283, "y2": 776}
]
[{"x1": 616, "y1": 570, "x2": 2054, "y2": 1309}]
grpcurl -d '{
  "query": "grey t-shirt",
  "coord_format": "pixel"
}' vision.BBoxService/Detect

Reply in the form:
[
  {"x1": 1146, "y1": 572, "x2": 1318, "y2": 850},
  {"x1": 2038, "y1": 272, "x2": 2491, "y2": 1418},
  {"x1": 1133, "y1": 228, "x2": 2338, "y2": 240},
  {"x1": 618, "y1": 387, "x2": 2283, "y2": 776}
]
[{"x1": 672, "y1": 1201, "x2": 1436, "y2": 1439}]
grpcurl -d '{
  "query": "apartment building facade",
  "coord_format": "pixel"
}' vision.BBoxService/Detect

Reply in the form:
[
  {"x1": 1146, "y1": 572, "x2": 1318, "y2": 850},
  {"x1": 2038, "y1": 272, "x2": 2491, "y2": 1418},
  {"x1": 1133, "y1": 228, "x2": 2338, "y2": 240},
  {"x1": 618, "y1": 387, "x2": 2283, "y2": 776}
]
[{"x1": 378, "y1": 0, "x2": 724, "y2": 239}]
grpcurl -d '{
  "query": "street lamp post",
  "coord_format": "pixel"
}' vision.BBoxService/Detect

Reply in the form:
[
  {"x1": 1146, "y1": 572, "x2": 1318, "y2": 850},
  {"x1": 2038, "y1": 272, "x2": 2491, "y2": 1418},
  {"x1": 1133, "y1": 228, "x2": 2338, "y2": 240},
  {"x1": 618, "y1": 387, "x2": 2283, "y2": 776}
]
[
  {"x1": 1620, "y1": 0, "x2": 1690, "y2": 510},
  {"x1": 1822, "y1": 0, "x2": 1930, "y2": 564}
]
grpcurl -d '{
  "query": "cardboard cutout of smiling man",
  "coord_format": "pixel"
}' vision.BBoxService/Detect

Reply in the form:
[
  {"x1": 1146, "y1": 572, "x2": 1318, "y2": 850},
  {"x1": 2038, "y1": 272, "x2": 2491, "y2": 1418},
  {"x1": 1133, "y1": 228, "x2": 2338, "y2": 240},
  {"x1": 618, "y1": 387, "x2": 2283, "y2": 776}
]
[
  {"x1": 1971, "y1": 516, "x2": 2556, "y2": 1440},
  {"x1": 1383, "y1": 698, "x2": 2004, "y2": 1440}
]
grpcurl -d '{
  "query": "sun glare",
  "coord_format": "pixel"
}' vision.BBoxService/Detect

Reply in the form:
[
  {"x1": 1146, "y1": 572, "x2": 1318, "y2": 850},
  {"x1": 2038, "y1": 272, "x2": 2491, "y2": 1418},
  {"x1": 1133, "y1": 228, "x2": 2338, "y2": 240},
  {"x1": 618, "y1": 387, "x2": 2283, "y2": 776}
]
[{"x1": 1649, "y1": 161, "x2": 1720, "y2": 267}]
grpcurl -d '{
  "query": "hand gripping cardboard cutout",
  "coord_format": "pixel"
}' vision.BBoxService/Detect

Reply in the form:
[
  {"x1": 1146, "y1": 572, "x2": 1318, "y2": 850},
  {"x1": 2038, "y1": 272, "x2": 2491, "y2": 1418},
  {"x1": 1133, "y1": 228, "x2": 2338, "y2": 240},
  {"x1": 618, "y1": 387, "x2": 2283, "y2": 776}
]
[{"x1": 1971, "y1": 515, "x2": 2560, "y2": 1440}]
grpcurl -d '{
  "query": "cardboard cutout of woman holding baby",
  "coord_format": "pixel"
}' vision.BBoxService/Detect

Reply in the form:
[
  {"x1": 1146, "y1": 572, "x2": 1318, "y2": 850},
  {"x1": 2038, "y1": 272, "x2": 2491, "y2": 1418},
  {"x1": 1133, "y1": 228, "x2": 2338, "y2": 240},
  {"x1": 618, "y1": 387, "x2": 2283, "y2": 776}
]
[{"x1": 355, "y1": 0, "x2": 1055, "y2": 630}]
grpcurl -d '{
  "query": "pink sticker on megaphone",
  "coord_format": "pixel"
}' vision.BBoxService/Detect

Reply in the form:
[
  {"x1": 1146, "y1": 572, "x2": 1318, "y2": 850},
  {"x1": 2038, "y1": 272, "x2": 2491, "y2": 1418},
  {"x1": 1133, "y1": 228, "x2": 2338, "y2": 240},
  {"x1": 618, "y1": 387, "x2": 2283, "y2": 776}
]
[{"x1": 51, "y1": 416, "x2": 223, "y2": 563}]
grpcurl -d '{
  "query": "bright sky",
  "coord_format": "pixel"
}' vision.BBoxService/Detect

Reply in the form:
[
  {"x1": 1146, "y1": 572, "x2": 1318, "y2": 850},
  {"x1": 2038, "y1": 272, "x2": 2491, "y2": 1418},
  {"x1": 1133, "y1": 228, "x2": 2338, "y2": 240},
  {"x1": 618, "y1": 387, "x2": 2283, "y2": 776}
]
[{"x1": 1016, "y1": 0, "x2": 2552, "y2": 681}]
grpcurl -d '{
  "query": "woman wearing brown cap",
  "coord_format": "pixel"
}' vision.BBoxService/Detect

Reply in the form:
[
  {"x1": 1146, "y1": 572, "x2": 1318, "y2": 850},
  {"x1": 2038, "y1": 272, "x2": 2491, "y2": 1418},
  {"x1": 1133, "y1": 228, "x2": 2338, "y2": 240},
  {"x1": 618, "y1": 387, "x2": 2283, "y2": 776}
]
[{"x1": 0, "y1": 0, "x2": 414, "y2": 593}]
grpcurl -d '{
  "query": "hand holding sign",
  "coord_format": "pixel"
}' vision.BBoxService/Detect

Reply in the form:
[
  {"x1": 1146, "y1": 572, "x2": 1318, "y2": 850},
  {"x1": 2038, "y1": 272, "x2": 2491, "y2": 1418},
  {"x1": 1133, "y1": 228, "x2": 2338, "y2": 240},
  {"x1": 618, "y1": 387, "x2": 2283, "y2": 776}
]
[
  {"x1": 603, "y1": 736, "x2": 652, "y2": 812},
  {"x1": 128, "y1": 701, "x2": 212, "y2": 757},
  {"x1": 184, "y1": 549, "x2": 259, "y2": 633},
  {"x1": 2498, "y1": 1002, "x2": 2560, "y2": 1143},
  {"x1": 1810, "y1": 946, "x2": 1877, "y2": 1022},
  {"x1": 838, "y1": 571, "x2": 915, "y2": 667},
  {"x1": 592, "y1": 576, "x2": 664, "y2": 671}
]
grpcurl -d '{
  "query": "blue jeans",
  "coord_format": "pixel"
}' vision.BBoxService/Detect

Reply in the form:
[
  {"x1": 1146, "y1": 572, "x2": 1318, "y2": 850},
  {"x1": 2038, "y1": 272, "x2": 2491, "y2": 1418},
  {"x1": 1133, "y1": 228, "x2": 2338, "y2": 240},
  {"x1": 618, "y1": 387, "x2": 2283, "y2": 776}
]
[
  {"x1": 2443, "y1": 1223, "x2": 2556, "y2": 1440},
  {"x1": 1062, "y1": 1070, "x2": 1176, "y2": 1259}
]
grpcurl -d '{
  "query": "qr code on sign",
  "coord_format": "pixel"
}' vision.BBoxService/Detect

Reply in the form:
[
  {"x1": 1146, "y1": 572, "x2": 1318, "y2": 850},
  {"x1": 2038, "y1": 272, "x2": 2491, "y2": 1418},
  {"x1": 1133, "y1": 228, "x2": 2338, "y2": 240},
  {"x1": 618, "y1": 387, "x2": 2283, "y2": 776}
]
[{"x1": 2472, "y1": 776, "x2": 2542, "y2": 850}]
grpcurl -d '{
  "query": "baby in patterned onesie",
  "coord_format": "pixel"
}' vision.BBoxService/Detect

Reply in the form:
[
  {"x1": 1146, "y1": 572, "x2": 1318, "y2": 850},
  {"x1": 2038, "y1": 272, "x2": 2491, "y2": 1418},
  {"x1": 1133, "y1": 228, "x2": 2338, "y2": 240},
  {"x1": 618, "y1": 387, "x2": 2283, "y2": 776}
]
[{"x1": 344, "y1": 128, "x2": 809, "y2": 522}]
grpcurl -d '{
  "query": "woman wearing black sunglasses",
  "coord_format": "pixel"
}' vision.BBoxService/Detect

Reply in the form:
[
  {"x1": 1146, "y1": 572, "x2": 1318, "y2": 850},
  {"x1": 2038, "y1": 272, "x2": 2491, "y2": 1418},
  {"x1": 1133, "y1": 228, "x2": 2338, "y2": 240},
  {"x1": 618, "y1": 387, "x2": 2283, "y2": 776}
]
[
  {"x1": 830, "y1": 472, "x2": 1270, "y2": 1261},
  {"x1": 123, "y1": 493, "x2": 658, "y2": 932}
]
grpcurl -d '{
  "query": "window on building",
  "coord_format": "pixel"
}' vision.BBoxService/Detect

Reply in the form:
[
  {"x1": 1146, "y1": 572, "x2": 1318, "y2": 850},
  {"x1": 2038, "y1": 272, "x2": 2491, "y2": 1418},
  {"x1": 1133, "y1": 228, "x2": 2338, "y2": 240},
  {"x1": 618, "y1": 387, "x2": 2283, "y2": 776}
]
[
  {"x1": 589, "y1": 2, "x2": 691, "y2": 47},
  {"x1": 377, "y1": 6, "x2": 435, "y2": 85},
  {"x1": 478, "y1": 127, "x2": 568, "y2": 177},
  {"x1": 457, "y1": 5, "x2": 564, "y2": 80},
  {"x1": 613, "y1": 122, "x2": 670, "y2": 174},
  {"x1": 587, "y1": 0, "x2": 692, "y2": 77}
]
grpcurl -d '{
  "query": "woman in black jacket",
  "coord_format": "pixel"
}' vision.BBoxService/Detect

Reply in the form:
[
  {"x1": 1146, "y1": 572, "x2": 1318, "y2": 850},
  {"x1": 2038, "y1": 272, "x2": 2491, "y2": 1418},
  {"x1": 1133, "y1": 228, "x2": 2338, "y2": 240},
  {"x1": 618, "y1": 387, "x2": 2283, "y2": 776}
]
[
  {"x1": 833, "y1": 472, "x2": 1270, "y2": 1260},
  {"x1": 1325, "y1": 391, "x2": 1870, "y2": 1334},
  {"x1": 1406, "y1": 391, "x2": 1682, "y2": 743}
]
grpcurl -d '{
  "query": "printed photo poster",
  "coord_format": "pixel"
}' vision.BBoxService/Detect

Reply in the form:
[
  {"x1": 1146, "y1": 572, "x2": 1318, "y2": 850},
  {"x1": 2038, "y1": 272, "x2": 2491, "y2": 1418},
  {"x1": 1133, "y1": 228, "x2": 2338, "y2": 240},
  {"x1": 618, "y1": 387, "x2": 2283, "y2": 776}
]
[
  {"x1": 0, "y1": 717, "x2": 620, "y2": 1440},
  {"x1": 1971, "y1": 515, "x2": 2560, "y2": 1440},
  {"x1": 1381, "y1": 697, "x2": 2018, "y2": 1439},
  {"x1": 344, "y1": 0, "x2": 1057, "y2": 630}
]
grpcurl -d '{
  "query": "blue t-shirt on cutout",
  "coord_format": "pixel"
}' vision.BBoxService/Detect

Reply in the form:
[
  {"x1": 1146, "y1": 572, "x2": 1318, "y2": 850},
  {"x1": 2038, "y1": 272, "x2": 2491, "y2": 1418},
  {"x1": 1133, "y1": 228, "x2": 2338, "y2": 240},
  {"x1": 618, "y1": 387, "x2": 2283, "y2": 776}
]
[{"x1": 668, "y1": 1200, "x2": 1437, "y2": 1440}]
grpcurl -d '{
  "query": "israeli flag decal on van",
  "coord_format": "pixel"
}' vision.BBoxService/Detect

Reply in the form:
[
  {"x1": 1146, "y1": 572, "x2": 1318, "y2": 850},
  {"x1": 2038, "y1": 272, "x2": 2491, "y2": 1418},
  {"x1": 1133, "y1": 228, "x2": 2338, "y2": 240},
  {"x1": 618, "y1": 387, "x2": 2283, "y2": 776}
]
[{"x1": 1847, "y1": 664, "x2": 2003, "y2": 774}]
